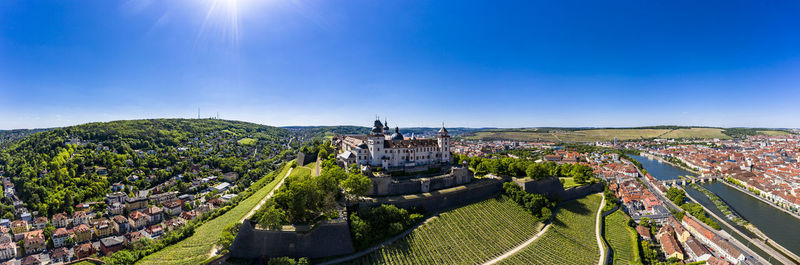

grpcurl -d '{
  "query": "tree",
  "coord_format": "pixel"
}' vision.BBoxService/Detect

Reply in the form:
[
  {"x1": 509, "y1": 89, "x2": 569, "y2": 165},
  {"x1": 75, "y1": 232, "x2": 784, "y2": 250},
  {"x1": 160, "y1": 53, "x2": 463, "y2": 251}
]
[
  {"x1": 341, "y1": 173, "x2": 371, "y2": 196},
  {"x1": 525, "y1": 163, "x2": 548, "y2": 180},
  {"x1": 258, "y1": 205, "x2": 286, "y2": 230}
]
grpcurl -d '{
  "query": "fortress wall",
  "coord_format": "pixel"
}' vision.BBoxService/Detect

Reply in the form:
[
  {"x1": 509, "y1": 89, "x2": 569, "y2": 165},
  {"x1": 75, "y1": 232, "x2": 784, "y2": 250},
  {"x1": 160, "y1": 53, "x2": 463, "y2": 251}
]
[
  {"x1": 363, "y1": 179, "x2": 502, "y2": 213},
  {"x1": 229, "y1": 220, "x2": 355, "y2": 260}
]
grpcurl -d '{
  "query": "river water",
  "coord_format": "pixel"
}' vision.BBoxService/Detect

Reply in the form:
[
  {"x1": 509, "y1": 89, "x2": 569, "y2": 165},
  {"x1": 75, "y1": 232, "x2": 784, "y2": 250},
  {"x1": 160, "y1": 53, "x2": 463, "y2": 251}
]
[{"x1": 631, "y1": 154, "x2": 800, "y2": 262}]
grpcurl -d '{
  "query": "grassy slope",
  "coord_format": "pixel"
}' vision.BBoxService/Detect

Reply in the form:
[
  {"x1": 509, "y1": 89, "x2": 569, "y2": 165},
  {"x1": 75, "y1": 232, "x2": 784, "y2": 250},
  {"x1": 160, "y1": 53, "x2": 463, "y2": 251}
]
[
  {"x1": 343, "y1": 197, "x2": 543, "y2": 265},
  {"x1": 604, "y1": 210, "x2": 639, "y2": 265},
  {"x1": 498, "y1": 194, "x2": 602, "y2": 265},
  {"x1": 137, "y1": 165, "x2": 291, "y2": 265}
]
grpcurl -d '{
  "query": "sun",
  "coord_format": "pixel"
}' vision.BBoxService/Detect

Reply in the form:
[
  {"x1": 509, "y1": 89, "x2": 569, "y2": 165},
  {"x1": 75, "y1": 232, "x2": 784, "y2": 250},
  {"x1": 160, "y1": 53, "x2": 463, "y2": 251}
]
[{"x1": 197, "y1": 0, "x2": 251, "y2": 46}]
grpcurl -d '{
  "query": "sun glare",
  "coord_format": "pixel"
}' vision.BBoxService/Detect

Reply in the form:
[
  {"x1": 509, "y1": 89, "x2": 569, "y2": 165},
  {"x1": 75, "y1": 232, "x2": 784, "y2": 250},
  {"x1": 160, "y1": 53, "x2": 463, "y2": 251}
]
[{"x1": 197, "y1": 0, "x2": 249, "y2": 46}]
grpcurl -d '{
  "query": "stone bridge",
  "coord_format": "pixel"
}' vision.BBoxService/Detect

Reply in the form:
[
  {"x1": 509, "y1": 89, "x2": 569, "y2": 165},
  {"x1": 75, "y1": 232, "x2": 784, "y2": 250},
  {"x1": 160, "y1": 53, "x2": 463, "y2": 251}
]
[{"x1": 658, "y1": 176, "x2": 721, "y2": 186}]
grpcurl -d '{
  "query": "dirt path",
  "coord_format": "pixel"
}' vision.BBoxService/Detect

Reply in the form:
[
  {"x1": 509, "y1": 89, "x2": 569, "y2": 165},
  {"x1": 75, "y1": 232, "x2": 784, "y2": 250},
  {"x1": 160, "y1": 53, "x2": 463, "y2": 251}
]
[
  {"x1": 481, "y1": 223, "x2": 552, "y2": 265},
  {"x1": 596, "y1": 195, "x2": 607, "y2": 265},
  {"x1": 241, "y1": 167, "x2": 293, "y2": 222}
]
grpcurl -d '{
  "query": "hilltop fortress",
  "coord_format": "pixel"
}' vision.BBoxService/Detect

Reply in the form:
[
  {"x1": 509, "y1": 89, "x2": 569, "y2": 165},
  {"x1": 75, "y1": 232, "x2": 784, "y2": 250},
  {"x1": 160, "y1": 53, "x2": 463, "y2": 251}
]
[
  {"x1": 333, "y1": 119, "x2": 472, "y2": 196},
  {"x1": 335, "y1": 118, "x2": 452, "y2": 169}
]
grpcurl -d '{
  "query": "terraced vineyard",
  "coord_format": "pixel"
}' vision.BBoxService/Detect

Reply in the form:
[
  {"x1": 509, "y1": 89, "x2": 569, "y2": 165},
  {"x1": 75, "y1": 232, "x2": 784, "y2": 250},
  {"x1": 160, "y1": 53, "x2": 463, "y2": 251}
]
[
  {"x1": 342, "y1": 197, "x2": 543, "y2": 265},
  {"x1": 604, "y1": 210, "x2": 640, "y2": 265},
  {"x1": 498, "y1": 194, "x2": 602, "y2": 265}
]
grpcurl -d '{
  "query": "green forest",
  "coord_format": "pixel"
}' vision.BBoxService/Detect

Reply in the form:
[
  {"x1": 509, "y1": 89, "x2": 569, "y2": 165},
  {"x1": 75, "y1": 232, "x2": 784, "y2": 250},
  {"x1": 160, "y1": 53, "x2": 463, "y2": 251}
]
[{"x1": 0, "y1": 119, "x2": 293, "y2": 218}]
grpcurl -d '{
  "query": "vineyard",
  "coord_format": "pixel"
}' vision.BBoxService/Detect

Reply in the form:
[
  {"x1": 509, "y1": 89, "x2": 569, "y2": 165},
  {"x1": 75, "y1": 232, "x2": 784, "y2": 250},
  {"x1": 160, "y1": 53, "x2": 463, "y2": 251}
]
[
  {"x1": 604, "y1": 210, "x2": 640, "y2": 265},
  {"x1": 497, "y1": 194, "x2": 603, "y2": 265},
  {"x1": 340, "y1": 197, "x2": 543, "y2": 265}
]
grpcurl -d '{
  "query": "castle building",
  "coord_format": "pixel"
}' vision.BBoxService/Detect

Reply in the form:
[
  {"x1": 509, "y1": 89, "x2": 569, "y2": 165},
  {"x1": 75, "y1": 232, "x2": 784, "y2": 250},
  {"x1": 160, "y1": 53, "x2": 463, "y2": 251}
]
[{"x1": 337, "y1": 119, "x2": 451, "y2": 169}]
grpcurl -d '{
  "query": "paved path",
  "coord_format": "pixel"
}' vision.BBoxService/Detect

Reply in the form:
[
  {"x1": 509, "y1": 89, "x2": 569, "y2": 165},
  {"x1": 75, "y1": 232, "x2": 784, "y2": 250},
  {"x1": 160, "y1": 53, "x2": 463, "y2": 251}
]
[
  {"x1": 241, "y1": 167, "x2": 293, "y2": 222},
  {"x1": 595, "y1": 195, "x2": 606, "y2": 265},
  {"x1": 481, "y1": 223, "x2": 552, "y2": 265}
]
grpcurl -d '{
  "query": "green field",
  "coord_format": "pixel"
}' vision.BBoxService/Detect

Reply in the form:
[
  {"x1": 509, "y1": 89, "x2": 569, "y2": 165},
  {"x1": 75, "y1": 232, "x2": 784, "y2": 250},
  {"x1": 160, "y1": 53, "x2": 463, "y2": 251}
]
[
  {"x1": 464, "y1": 127, "x2": 793, "y2": 142},
  {"x1": 561, "y1": 177, "x2": 581, "y2": 188},
  {"x1": 604, "y1": 210, "x2": 640, "y2": 265},
  {"x1": 236, "y1": 138, "x2": 256, "y2": 145},
  {"x1": 759, "y1": 130, "x2": 792, "y2": 136},
  {"x1": 466, "y1": 128, "x2": 670, "y2": 142},
  {"x1": 658, "y1": 128, "x2": 730, "y2": 139},
  {"x1": 136, "y1": 165, "x2": 291, "y2": 265},
  {"x1": 342, "y1": 197, "x2": 544, "y2": 265},
  {"x1": 498, "y1": 194, "x2": 602, "y2": 265}
]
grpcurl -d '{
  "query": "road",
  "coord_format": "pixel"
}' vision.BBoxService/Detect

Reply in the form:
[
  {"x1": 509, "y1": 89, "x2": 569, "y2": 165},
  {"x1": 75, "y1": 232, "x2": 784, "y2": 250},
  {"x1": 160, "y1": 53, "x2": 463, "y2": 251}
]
[{"x1": 625, "y1": 159, "x2": 773, "y2": 265}]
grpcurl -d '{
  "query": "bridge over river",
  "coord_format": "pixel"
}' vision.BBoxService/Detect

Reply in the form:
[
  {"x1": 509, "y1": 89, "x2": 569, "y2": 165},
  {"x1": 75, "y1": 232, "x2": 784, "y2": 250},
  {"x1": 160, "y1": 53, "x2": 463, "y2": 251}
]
[{"x1": 658, "y1": 175, "x2": 722, "y2": 186}]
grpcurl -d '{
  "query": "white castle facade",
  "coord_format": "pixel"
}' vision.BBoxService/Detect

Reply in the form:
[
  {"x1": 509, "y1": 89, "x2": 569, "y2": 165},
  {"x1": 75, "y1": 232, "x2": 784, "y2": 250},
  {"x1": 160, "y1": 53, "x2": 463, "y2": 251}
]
[{"x1": 336, "y1": 119, "x2": 451, "y2": 169}]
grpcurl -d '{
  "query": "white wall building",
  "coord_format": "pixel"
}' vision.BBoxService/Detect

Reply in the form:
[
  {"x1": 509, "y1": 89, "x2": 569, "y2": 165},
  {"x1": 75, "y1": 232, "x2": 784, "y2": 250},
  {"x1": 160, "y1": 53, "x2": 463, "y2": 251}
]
[{"x1": 337, "y1": 119, "x2": 451, "y2": 169}]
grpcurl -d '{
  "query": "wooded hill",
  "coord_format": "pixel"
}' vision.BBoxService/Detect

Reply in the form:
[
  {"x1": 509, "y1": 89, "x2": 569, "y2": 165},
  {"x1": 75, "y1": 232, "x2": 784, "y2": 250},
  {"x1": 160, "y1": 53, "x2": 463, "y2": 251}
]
[{"x1": 0, "y1": 119, "x2": 294, "y2": 218}]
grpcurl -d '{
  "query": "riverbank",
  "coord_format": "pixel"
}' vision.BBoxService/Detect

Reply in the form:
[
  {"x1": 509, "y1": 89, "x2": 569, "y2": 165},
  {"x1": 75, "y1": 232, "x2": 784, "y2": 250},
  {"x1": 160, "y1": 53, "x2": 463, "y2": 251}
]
[
  {"x1": 683, "y1": 186, "x2": 800, "y2": 265},
  {"x1": 638, "y1": 152, "x2": 701, "y2": 176},
  {"x1": 721, "y1": 179, "x2": 800, "y2": 221}
]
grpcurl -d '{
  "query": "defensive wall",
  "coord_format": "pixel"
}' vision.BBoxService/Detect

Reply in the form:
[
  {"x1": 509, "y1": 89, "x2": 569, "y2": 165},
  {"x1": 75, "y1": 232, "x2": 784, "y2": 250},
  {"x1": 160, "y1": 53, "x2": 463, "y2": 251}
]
[
  {"x1": 513, "y1": 176, "x2": 604, "y2": 202},
  {"x1": 229, "y1": 219, "x2": 355, "y2": 260}
]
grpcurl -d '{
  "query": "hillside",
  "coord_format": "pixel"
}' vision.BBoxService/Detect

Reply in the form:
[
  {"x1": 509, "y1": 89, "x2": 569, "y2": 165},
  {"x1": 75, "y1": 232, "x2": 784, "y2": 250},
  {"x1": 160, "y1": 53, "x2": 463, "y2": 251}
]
[
  {"x1": 498, "y1": 194, "x2": 603, "y2": 265},
  {"x1": 342, "y1": 197, "x2": 544, "y2": 265},
  {"x1": 0, "y1": 119, "x2": 294, "y2": 218},
  {"x1": 463, "y1": 127, "x2": 793, "y2": 142}
]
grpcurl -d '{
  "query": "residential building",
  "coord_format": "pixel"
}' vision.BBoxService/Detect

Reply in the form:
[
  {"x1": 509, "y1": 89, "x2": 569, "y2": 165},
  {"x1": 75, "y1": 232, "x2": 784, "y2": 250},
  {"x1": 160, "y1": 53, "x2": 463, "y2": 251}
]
[
  {"x1": 163, "y1": 200, "x2": 182, "y2": 216},
  {"x1": 52, "y1": 228, "x2": 71, "y2": 248},
  {"x1": 147, "y1": 225, "x2": 163, "y2": 238},
  {"x1": 72, "y1": 211, "x2": 89, "y2": 226},
  {"x1": 658, "y1": 228, "x2": 684, "y2": 261},
  {"x1": 50, "y1": 247, "x2": 72, "y2": 263},
  {"x1": 21, "y1": 255, "x2": 41, "y2": 265},
  {"x1": 52, "y1": 213, "x2": 69, "y2": 228},
  {"x1": 685, "y1": 237, "x2": 712, "y2": 262},
  {"x1": 128, "y1": 211, "x2": 149, "y2": 230},
  {"x1": 125, "y1": 196, "x2": 148, "y2": 211},
  {"x1": 112, "y1": 215, "x2": 130, "y2": 235},
  {"x1": 105, "y1": 192, "x2": 128, "y2": 205},
  {"x1": 100, "y1": 236, "x2": 125, "y2": 256},
  {"x1": 144, "y1": 206, "x2": 163, "y2": 225},
  {"x1": 10, "y1": 220, "x2": 27, "y2": 235},
  {"x1": 31, "y1": 217, "x2": 47, "y2": 230},
  {"x1": 74, "y1": 242, "x2": 95, "y2": 259},
  {"x1": 0, "y1": 241, "x2": 15, "y2": 260},
  {"x1": 23, "y1": 230, "x2": 45, "y2": 254},
  {"x1": 94, "y1": 218, "x2": 112, "y2": 238},
  {"x1": 74, "y1": 224, "x2": 92, "y2": 243}
]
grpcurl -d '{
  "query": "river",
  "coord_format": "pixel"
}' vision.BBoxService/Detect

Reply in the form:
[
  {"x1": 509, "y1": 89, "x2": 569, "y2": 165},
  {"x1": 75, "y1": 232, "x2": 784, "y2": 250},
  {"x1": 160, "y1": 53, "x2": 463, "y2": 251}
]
[
  {"x1": 629, "y1": 154, "x2": 694, "y2": 180},
  {"x1": 631, "y1": 154, "x2": 800, "y2": 263}
]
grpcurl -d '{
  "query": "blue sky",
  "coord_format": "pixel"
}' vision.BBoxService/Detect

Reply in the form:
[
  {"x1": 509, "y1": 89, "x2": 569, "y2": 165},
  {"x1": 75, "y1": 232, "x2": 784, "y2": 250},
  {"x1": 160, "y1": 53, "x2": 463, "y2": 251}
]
[{"x1": 2, "y1": 0, "x2": 800, "y2": 129}]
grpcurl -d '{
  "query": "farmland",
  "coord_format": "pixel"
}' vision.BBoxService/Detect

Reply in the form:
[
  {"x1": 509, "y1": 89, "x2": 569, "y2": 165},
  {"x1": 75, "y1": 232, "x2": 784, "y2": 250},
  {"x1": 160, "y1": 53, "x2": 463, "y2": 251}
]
[
  {"x1": 604, "y1": 210, "x2": 640, "y2": 265},
  {"x1": 463, "y1": 127, "x2": 794, "y2": 142},
  {"x1": 498, "y1": 194, "x2": 602, "y2": 265},
  {"x1": 136, "y1": 165, "x2": 291, "y2": 265},
  {"x1": 658, "y1": 128, "x2": 730, "y2": 139},
  {"x1": 465, "y1": 128, "x2": 670, "y2": 142},
  {"x1": 342, "y1": 197, "x2": 544, "y2": 265}
]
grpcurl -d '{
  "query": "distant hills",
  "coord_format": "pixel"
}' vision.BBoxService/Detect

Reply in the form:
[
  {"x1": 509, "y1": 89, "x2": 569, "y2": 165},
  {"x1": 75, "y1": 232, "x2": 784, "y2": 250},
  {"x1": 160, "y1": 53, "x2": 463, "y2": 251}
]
[{"x1": 461, "y1": 127, "x2": 794, "y2": 142}]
